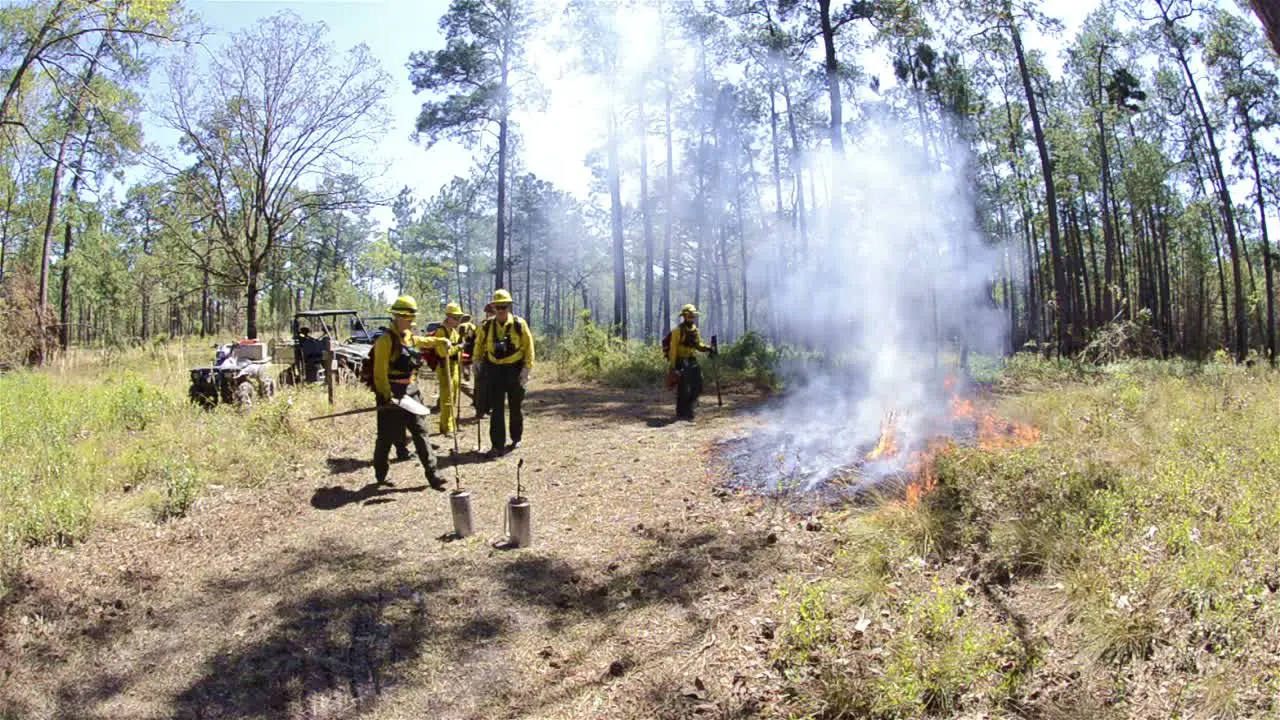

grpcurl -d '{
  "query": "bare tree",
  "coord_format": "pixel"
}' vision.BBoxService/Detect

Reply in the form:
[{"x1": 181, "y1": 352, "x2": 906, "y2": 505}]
[{"x1": 155, "y1": 11, "x2": 389, "y2": 339}]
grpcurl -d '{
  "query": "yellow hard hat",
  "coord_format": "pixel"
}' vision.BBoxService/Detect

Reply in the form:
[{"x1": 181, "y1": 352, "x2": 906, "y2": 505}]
[
  {"x1": 444, "y1": 302, "x2": 471, "y2": 322},
  {"x1": 389, "y1": 295, "x2": 418, "y2": 316},
  {"x1": 680, "y1": 304, "x2": 699, "y2": 316},
  {"x1": 491, "y1": 288, "x2": 514, "y2": 305}
]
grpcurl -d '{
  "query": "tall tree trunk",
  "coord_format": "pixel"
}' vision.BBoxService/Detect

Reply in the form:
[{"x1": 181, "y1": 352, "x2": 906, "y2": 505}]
[
  {"x1": 659, "y1": 0, "x2": 673, "y2": 330},
  {"x1": 608, "y1": 102, "x2": 627, "y2": 338},
  {"x1": 524, "y1": 224, "x2": 533, "y2": 321},
  {"x1": 245, "y1": 265, "x2": 259, "y2": 340},
  {"x1": 1210, "y1": 218, "x2": 1230, "y2": 351},
  {"x1": 817, "y1": 0, "x2": 844, "y2": 153},
  {"x1": 1243, "y1": 110, "x2": 1276, "y2": 364},
  {"x1": 780, "y1": 71, "x2": 809, "y2": 256},
  {"x1": 37, "y1": 129, "x2": 72, "y2": 363},
  {"x1": 1095, "y1": 49, "x2": 1118, "y2": 321},
  {"x1": 1000, "y1": 81, "x2": 1042, "y2": 345},
  {"x1": 495, "y1": 112, "x2": 510, "y2": 291},
  {"x1": 59, "y1": 119, "x2": 95, "y2": 351},
  {"x1": 1158, "y1": 0, "x2": 1246, "y2": 359},
  {"x1": 0, "y1": 183, "x2": 13, "y2": 284},
  {"x1": 640, "y1": 97, "x2": 655, "y2": 342},
  {"x1": 737, "y1": 148, "x2": 751, "y2": 338},
  {"x1": 1077, "y1": 182, "x2": 1104, "y2": 326},
  {"x1": 1010, "y1": 20, "x2": 1067, "y2": 356},
  {"x1": 542, "y1": 265, "x2": 551, "y2": 329}
]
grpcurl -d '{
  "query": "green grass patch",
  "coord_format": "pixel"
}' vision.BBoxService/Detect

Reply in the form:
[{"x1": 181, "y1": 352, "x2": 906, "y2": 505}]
[{"x1": 0, "y1": 341, "x2": 367, "y2": 547}]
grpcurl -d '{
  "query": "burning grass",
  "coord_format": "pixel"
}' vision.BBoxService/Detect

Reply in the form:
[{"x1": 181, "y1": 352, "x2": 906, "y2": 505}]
[
  {"x1": 769, "y1": 359, "x2": 1280, "y2": 718},
  {"x1": 714, "y1": 375, "x2": 1040, "y2": 511}
]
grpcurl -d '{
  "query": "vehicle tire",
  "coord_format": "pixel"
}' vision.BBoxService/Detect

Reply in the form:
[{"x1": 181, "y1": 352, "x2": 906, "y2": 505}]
[
  {"x1": 189, "y1": 384, "x2": 216, "y2": 409},
  {"x1": 336, "y1": 363, "x2": 356, "y2": 386},
  {"x1": 234, "y1": 380, "x2": 254, "y2": 409},
  {"x1": 259, "y1": 378, "x2": 276, "y2": 399},
  {"x1": 279, "y1": 367, "x2": 295, "y2": 386}
]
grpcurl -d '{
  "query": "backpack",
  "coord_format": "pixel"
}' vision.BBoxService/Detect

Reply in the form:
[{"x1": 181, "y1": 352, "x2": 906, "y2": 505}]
[
  {"x1": 662, "y1": 325, "x2": 695, "y2": 357},
  {"x1": 360, "y1": 330, "x2": 404, "y2": 391}
]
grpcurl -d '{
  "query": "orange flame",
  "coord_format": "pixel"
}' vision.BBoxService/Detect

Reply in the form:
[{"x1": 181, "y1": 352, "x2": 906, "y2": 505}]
[
  {"x1": 977, "y1": 415, "x2": 1041, "y2": 450},
  {"x1": 951, "y1": 397, "x2": 976, "y2": 419},
  {"x1": 865, "y1": 411, "x2": 900, "y2": 461},
  {"x1": 903, "y1": 439, "x2": 952, "y2": 507}
]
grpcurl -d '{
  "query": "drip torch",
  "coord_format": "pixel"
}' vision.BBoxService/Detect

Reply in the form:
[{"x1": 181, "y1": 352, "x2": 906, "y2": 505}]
[
  {"x1": 448, "y1": 353, "x2": 473, "y2": 538},
  {"x1": 505, "y1": 458, "x2": 532, "y2": 548}
]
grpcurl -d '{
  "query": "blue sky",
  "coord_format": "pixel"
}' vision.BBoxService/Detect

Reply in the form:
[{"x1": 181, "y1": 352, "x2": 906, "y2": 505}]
[
  {"x1": 140, "y1": 0, "x2": 1103, "y2": 229},
  {"x1": 162, "y1": 0, "x2": 475, "y2": 225}
]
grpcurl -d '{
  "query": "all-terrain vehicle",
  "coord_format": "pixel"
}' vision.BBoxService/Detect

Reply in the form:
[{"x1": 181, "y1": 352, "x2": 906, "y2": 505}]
[
  {"x1": 276, "y1": 310, "x2": 388, "y2": 386},
  {"x1": 188, "y1": 340, "x2": 276, "y2": 408}
]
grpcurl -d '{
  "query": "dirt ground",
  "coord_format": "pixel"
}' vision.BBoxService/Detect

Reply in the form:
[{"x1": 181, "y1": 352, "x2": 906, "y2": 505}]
[{"x1": 1, "y1": 381, "x2": 832, "y2": 720}]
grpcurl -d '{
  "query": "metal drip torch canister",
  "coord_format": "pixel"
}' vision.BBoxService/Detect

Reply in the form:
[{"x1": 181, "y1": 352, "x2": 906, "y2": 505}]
[
  {"x1": 448, "y1": 404, "x2": 473, "y2": 538},
  {"x1": 450, "y1": 490, "x2": 474, "y2": 538},
  {"x1": 506, "y1": 458, "x2": 532, "y2": 548}
]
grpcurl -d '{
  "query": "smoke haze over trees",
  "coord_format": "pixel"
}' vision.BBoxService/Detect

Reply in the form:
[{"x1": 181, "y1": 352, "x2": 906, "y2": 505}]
[{"x1": 2, "y1": 0, "x2": 1280, "y2": 366}]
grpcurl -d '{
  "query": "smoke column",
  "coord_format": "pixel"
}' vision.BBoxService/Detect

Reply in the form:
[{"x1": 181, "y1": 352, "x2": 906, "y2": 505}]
[{"x1": 746, "y1": 114, "x2": 1008, "y2": 489}]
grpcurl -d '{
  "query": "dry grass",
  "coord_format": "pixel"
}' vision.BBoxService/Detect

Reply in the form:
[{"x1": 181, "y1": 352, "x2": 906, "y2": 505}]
[{"x1": 0, "y1": 367, "x2": 823, "y2": 720}]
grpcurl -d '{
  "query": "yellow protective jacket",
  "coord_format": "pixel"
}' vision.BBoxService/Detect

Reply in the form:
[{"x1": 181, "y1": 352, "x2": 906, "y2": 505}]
[
  {"x1": 372, "y1": 328, "x2": 452, "y2": 402},
  {"x1": 475, "y1": 315, "x2": 535, "y2": 369},
  {"x1": 667, "y1": 323, "x2": 710, "y2": 370},
  {"x1": 431, "y1": 324, "x2": 464, "y2": 362}
]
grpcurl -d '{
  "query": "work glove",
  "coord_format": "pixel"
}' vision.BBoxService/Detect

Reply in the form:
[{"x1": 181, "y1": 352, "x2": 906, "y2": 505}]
[
  {"x1": 665, "y1": 370, "x2": 679, "y2": 390},
  {"x1": 519, "y1": 367, "x2": 530, "y2": 387}
]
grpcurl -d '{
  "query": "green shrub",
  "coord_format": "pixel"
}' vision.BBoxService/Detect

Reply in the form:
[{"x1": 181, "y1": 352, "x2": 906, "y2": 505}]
[
  {"x1": 149, "y1": 465, "x2": 203, "y2": 522},
  {"x1": 247, "y1": 395, "x2": 300, "y2": 437},
  {"x1": 102, "y1": 374, "x2": 171, "y2": 431},
  {"x1": 549, "y1": 314, "x2": 665, "y2": 388}
]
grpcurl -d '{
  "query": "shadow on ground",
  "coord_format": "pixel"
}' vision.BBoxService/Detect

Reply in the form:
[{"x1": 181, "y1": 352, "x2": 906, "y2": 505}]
[
  {"x1": 10, "y1": 519, "x2": 777, "y2": 720},
  {"x1": 310, "y1": 483, "x2": 431, "y2": 510}
]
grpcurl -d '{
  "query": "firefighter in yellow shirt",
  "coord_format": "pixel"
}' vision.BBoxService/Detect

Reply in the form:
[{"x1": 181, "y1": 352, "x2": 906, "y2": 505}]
[
  {"x1": 430, "y1": 302, "x2": 469, "y2": 434},
  {"x1": 474, "y1": 289, "x2": 535, "y2": 457},
  {"x1": 666, "y1": 304, "x2": 714, "y2": 421},
  {"x1": 457, "y1": 314, "x2": 479, "y2": 406},
  {"x1": 370, "y1": 295, "x2": 451, "y2": 489}
]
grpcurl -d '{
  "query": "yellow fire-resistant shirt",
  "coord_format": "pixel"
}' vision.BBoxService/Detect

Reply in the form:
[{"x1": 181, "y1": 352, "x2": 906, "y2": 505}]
[
  {"x1": 372, "y1": 328, "x2": 452, "y2": 401},
  {"x1": 431, "y1": 324, "x2": 463, "y2": 363},
  {"x1": 475, "y1": 315, "x2": 535, "y2": 368},
  {"x1": 667, "y1": 323, "x2": 710, "y2": 370}
]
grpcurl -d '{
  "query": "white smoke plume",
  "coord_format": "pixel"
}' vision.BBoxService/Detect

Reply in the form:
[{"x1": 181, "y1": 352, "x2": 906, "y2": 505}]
[{"x1": 743, "y1": 113, "x2": 1008, "y2": 491}]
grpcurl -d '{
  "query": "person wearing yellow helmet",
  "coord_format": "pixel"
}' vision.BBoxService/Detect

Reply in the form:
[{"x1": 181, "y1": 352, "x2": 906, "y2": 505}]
[
  {"x1": 456, "y1": 308, "x2": 479, "y2": 404},
  {"x1": 370, "y1": 294, "x2": 452, "y2": 489},
  {"x1": 471, "y1": 302, "x2": 498, "y2": 417},
  {"x1": 430, "y1": 302, "x2": 470, "y2": 434},
  {"x1": 666, "y1": 303, "x2": 714, "y2": 421},
  {"x1": 474, "y1": 288, "x2": 536, "y2": 457}
]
